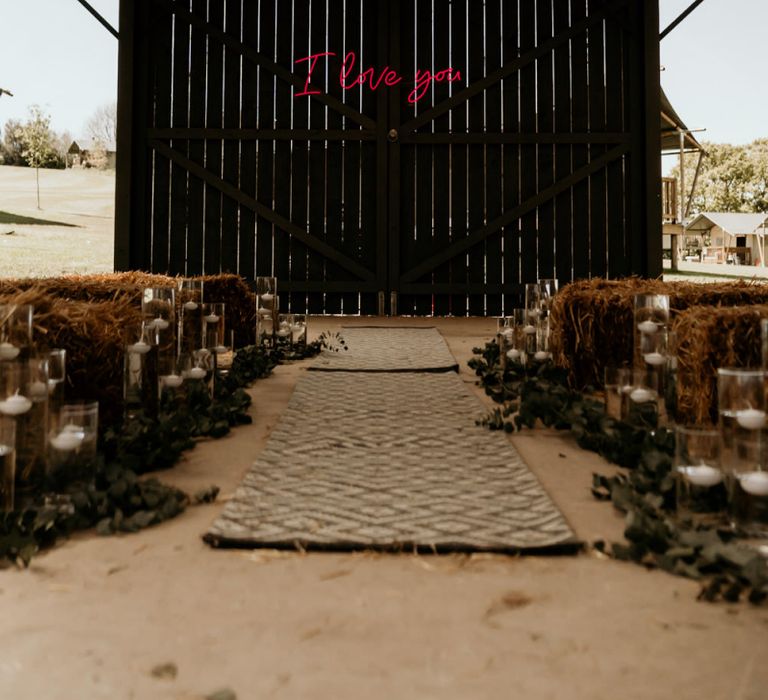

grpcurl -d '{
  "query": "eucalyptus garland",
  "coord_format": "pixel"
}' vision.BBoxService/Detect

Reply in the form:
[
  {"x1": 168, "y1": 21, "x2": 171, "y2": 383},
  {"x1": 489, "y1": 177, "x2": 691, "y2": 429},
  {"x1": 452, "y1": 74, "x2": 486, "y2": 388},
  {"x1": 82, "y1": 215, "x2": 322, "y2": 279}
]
[
  {"x1": 470, "y1": 341, "x2": 768, "y2": 605},
  {"x1": 0, "y1": 339, "x2": 325, "y2": 567}
]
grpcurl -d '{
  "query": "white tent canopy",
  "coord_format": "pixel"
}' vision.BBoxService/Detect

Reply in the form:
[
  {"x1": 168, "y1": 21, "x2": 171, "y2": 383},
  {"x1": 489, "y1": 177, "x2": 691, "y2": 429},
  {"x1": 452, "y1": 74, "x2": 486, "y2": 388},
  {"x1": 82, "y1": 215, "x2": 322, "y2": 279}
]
[
  {"x1": 686, "y1": 212, "x2": 768, "y2": 266},
  {"x1": 685, "y1": 212, "x2": 768, "y2": 235}
]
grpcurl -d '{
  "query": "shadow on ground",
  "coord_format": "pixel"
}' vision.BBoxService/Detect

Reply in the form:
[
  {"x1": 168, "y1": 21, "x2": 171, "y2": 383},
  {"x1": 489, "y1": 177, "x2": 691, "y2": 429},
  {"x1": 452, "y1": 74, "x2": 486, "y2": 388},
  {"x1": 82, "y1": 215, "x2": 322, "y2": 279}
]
[{"x1": 0, "y1": 210, "x2": 78, "y2": 227}]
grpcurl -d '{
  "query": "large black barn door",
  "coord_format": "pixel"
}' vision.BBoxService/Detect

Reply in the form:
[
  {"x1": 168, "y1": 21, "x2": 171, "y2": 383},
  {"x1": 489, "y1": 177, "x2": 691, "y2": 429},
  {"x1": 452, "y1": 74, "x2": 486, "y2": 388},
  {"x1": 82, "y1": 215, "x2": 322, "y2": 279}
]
[{"x1": 115, "y1": 0, "x2": 661, "y2": 315}]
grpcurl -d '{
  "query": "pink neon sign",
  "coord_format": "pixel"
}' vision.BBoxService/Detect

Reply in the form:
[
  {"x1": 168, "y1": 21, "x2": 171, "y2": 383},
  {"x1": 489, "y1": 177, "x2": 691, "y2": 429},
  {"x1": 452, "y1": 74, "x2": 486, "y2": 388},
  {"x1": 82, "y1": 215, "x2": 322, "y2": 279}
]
[{"x1": 295, "y1": 51, "x2": 462, "y2": 104}]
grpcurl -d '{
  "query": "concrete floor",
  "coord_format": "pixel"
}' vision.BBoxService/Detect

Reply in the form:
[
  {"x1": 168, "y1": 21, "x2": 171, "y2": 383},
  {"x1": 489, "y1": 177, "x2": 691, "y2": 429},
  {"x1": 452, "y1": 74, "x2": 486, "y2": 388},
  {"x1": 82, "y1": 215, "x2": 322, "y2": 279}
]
[{"x1": 0, "y1": 317, "x2": 765, "y2": 700}]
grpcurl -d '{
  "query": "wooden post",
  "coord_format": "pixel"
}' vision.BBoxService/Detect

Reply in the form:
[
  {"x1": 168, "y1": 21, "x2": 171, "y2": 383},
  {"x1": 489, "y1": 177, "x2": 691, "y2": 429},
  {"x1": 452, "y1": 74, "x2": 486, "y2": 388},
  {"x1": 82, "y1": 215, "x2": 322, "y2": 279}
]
[{"x1": 643, "y1": 0, "x2": 662, "y2": 278}]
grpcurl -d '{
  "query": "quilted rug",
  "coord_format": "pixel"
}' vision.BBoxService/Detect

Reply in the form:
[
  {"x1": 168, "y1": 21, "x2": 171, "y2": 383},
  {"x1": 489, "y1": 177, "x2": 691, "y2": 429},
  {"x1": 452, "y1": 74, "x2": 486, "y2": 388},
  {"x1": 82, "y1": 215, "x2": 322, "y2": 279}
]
[
  {"x1": 308, "y1": 327, "x2": 459, "y2": 372},
  {"x1": 205, "y1": 330, "x2": 577, "y2": 553}
]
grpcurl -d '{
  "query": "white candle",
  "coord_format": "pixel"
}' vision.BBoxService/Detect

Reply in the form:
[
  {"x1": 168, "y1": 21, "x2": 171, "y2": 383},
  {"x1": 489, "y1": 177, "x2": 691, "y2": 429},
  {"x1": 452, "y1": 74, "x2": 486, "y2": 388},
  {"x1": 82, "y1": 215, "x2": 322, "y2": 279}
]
[
  {"x1": 739, "y1": 471, "x2": 768, "y2": 496},
  {"x1": 183, "y1": 301, "x2": 198, "y2": 311},
  {"x1": 637, "y1": 320, "x2": 658, "y2": 334},
  {"x1": 50, "y1": 429, "x2": 83, "y2": 452},
  {"x1": 129, "y1": 340, "x2": 151, "y2": 354},
  {"x1": 152, "y1": 316, "x2": 170, "y2": 331},
  {"x1": 28, "y1": 380, "x2": 48, "y2": 399},
  {"x1": 186, "y1": 367, "x2": 206, "y2": 380},
  {"x1": 204, "y1": 314, "x2": 220, "y2": 324},
  {"x1": 643, "y1": 352, "x2": 666, "y2": 367},
  {"x1": 0, "y1": 342, "x2": 19, "y2": 360},
  {"x1": 524, "y1": 325, "x2": 536, "y2": 335},
  {"x1": 736, "y1": 408, "x2": 766, "y2": 430},
  {"x1": 506, "y1": 348, "x2": 521, "y2": 361},
  {"x1": 0, "y1": 393, "x2": 32, "y2": 415},
  {"x1": 680, "y1": 464, "x2": 722, "y2": 487},
  {"x1": 162, "y1": 374, "x2": 184, "y2": 388},
  {"x1": 534, "y1": 351, "x2": 550, "y2": 361},
  {"x1": 630, "y1": 387, "x2": 654, "y2": 403},
  {"x1": 261, "y1": 293, "x2": 274, "y2": 302}
]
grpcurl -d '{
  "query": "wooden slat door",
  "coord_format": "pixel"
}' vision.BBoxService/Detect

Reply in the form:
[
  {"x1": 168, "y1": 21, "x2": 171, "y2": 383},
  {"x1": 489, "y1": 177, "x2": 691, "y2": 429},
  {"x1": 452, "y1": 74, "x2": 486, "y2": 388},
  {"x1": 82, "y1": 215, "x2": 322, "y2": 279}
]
[
  {"x1": 389, "y1": 0, "x2": 661, "y2": 314},
  {"x1": 115, "y1": 0, "x2": 661, "y2": 315}
]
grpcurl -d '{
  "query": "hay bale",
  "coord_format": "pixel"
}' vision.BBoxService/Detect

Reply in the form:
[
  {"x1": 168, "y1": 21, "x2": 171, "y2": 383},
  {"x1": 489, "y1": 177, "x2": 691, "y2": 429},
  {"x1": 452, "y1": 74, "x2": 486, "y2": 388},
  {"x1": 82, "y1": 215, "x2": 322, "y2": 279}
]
[
  {"x1": 550, "y1": 277, "x2": 768, "y2": 389},
  {"x1": 0, "y1": 273, "x2": 258, "y2": 348},
  {"x1": 674, "y1": 304, "x2": 767, "y2": 425},
  {"x1": 0, "y1": 287, "x2": 142, "y2": 428},
  {"x1": 199, "y1": 274, "x2": 258, "y2": 348},
  {"x1": 0, "y1": 272, "x2": 173, "y2": 305}
]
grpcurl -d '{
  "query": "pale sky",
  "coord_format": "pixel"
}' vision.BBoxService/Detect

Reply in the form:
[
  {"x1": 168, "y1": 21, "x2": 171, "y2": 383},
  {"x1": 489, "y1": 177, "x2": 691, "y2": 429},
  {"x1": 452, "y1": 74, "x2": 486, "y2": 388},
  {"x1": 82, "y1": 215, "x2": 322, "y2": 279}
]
[
  {"x1": 660, "y1": 0, "x2": 768, "y2": 146},
  {"x1": 0, "y1": 0, "x2": 764, "y2": 147},
  {"x1": 0, "y1": 0, "x2": 119, "y2": 138}
]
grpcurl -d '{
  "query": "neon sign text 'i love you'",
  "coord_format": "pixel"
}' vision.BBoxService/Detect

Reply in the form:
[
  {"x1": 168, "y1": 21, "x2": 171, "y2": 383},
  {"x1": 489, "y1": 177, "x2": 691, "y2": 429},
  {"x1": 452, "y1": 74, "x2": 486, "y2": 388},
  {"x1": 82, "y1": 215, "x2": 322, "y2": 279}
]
[{"x1": 295, "y1": 51, "x2": 462, "y2": 104}]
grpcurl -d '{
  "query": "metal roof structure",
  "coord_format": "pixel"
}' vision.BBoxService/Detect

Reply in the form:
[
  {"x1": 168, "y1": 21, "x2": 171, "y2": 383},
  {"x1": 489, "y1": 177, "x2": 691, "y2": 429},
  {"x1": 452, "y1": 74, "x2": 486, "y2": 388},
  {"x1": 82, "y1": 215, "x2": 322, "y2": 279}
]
[
  {"x1": 660, "y1": 87, "x2": 702, "y2": 153},
  {"x1": 686, "y1": 212, "x2": 768, "y2": 235}
]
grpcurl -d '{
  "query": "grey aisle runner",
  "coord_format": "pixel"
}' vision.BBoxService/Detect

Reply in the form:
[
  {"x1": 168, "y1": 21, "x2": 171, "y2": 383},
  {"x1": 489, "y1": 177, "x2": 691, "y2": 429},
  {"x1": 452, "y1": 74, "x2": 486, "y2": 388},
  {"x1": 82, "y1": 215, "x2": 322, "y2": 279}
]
[
  {"x1": 206, "y1": 330, "x2": 577, "y2": 553},
  {"x1": 309, "y1": 327, "x2": 459, "y2": 372}
]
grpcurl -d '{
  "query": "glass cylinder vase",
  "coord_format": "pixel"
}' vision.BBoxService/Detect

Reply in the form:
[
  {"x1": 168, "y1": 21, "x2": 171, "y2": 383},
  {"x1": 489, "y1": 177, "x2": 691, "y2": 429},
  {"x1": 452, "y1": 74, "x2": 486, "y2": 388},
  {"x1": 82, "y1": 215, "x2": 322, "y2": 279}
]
[
  {"x1": 178, "y1": 278, "x2": 204, "y2": 354},
  {"x1": 0, "y1": 304, "x2": 34, "y2": 362},
  {"x1": 633, "y1": 293, "x2": 669, "y2": 368}
]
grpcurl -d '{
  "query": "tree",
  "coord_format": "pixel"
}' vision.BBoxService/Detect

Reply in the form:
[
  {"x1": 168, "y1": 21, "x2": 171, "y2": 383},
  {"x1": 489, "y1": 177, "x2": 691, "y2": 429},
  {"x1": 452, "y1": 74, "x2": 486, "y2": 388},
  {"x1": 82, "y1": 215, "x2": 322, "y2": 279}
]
[
  {"x1": 51, "y1": 130, "x2": 72, "y2": 166},
  {"x1": 85, "y1": 101, "x2": 116, "y2": 148},
  {"x1": 1, "y1": 119, "x2": 25, "y2": 166},
  {"x1": 669, "y1": 140, "x2": 768, "y2": 216},
  {"x1": 17, "y1": 105, "x2": 58, "y2": 209},
  {"x1": 749, "y1": 139, "x2": 768, "y2": 212}
]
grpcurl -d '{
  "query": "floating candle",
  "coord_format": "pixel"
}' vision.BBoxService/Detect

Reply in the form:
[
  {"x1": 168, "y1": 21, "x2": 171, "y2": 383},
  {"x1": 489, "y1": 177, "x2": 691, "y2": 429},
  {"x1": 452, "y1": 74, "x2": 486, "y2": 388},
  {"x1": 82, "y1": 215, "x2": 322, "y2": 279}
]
[
  {"x1": 261, "y1": 293, "x2": 274, "y2": 302},
  {"x1": 129, "y1": 340, "x2": 151, "y2": 354},
  {"x1": 736, "y1": 408, "x2": 766, "y2": 430},
  {"x1": 534, "y1": 351, "x2": 550, "y2": 361},
  {"x1": 629, "y1": 387, "x2": 654, "y2": 403},
  {"x1": 152, "y1": 317, "x2": 170, "y2": 331},
  {"x1": 524, "y1": 325, "x2": 536, "y2": 335},
  {"x1": 204, "y1": 314, "x2": 220, "y2": 324},
  {"x1": 739, "y1": 471, "x2": 768, "y2": 496},
  {"x1": 28, "y1": 380, "x2": 48, "y2": 399},
  {"x1": 506, "y1": 349, "x2": 521, "y2": 361},
  {"x1": 183, "y1": 301, "x2": 198, "y2": 311},
  {"x1": 162, "y1": 374, "x2": 184, "y2": 388},
  {"x1": 637, "y1": 320, "x2": 658, "y2": 334},
  {"x1": 680, "y1": 464, "x2": 722, "y2": 487},
  {"x1": 186, "y1": 367, "x2": 206, "y2": 380},
  {"x1": 643, "y1": 352, "x2": 666, "y2": 367},
  {"x1": 50, "y1": 429, "x2": 83, "y2": 452},
  {"x1": 0, "y1": 342, "x2": 19, "y2": 360},
  {"x1": 0, "y1": 393, "x2": 32, "y2": 416}
]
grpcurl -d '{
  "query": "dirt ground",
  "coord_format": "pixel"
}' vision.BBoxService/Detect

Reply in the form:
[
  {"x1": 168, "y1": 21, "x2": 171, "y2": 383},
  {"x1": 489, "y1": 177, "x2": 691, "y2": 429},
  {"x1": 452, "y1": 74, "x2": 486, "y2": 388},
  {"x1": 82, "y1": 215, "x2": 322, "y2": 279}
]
[
  {"x1": 0, "y1": 165, "x2": 114, "y2": 277},
  {"x1": 0, "y1": 316, "x2": 765, "y2": 700}
]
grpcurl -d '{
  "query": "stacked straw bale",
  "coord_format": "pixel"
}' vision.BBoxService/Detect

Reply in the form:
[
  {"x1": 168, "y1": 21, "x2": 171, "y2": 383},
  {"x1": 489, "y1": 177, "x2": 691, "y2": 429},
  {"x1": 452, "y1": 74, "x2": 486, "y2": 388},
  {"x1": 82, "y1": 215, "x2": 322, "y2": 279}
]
[
  {"x1": 674, "y1": 305, "x2": 767, "y2": 425},
  {"x1": 0, "y1": 287, "x2": 142, "y2": 428},
  {"x1": 0, "y1": 272, "x2": 172, "y2": 305},
  {"x1": 550, "y1": 277, "x2": 768, "y2": 391},
  {"x1": 0, "y1": 272, "x2": 258, "y2": 348},
  {"x1": 199, "y1": 274, "x2": 258, "y2": 348},
  {"x1": 0, "y1": 273, "x2": 260, "y2": 427}
]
